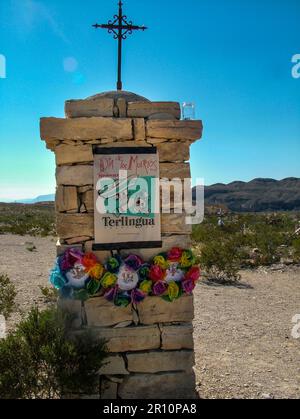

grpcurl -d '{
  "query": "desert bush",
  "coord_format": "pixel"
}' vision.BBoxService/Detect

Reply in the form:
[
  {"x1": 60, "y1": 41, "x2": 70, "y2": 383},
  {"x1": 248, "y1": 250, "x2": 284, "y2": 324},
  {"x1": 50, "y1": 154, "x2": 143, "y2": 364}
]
[
  {"x1": 250, "y1": 227, "x2": 283, "y2": 265},
  {"x1": 39, "y1": 286, "x2": 59, "y2": 304},
  {"x1": 0, "y1": 203, "x2": 55, "y2": 237},
  {"x1": 0, "y1": 274, "x2": 16, "y2": 318},
  {"x1": 193, "y1": 212, "x2": 299, "y2": 269},
  {"x1": 0, "y1": 306, "x2": 107, "y2": 399},
  {"x1": 199, "y1": 238, "x2": 242, "y2": 282},
  {"x1": 292, "y1": 238, "x2": 300, "y2": 262}
]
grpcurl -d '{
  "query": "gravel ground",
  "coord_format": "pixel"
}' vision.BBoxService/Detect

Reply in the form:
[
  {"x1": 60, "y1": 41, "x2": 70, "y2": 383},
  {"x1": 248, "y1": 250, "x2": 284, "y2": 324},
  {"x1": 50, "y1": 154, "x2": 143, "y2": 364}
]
[
  {"x1": 0, "y1": 234, "x2": 56, "y2": 330},
  {"x1": 194, "y1": 268, "x2": 300, "y2": 399},
  {"x1": 1, "y1": 234, "x2": 299, "y2": 399}
]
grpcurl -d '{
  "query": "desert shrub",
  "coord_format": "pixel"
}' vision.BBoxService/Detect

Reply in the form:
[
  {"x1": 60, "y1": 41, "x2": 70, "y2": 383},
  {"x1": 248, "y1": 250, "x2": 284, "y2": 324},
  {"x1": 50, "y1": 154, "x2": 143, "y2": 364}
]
[
  {"x1": 292, "y1": 238, "x2": 300, "y2": 262},
  {"x1": 250, "y1": 227, "x2": 283, "y2": 265},
  {"x1": 193, "y1": 212, "x2": 299, "y2": 268},
  {"x1": 0, "y1": 306, "x2": 107, "y2": 399},
  {"x1": 199, "y1": 238, "x2": 242, "y2": 282},
  {"x1": 0, "y1": 274, "x2": 16, "y2": 318},
  {"x1": 0, "y1": 203, "x2": 55, "y2": 237},
  {"x1": 39, "y1": 286, "x2": 59, "y2": 304}
]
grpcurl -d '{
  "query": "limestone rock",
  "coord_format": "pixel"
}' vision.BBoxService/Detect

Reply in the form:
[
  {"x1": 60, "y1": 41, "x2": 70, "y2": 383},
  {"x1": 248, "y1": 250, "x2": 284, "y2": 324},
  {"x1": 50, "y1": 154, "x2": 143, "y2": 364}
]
[
  {"x1": 84, "y1": 297, "x2": 133, "y2": 327},
  {"x1": 117, "y1": 98, "x2": 127, "y2": 118},
  {"x1": 138, "y1": 296, "x2": 194, "y2": 325},
  {"x1": 147, "y1": 112, "x2": 177, "y2": 120},
  {"x1": 160, "y1": 162, "x2": 191, "y2": 180},
  {"x1": 78, "y1": 186, "x2": 93, "y2": 194},
  {"x1": 161, "y1": 213, "x2": 192, "y2": 235},
  {"x1": 146, "y1": 120, "x2": 203, "y2": 141},
  {"x1": 56, "y1": 186, "x2": 79, "y2": 213},
  {"x1": 55, "y1": 144, "x2": 93, "y2": 165},
  {"x1": 65, "y1": 98, "x2": 114, "y2": 118},
  {"x1": 99, "y1": 355, "x2": 128, "y2": 376},
  {"x1": 81, "y1": 189, "x2": 94, "y2": 212},
  {"x1": 114, "y1": 321, "x2": 133, "y2": 328},
  {"x1": 157, "y1": 142, "x2": 190, "y2": 162},
  {"x1": 56, "y1": 213, "x2": 94, "y2": 239},
  {"x1": 46, "y1": 140, "x2": 60, "y2": 151},
  {"x1": 90, "y1": 325, "x2": 161, "y2": 353},
  {"x1": 128, "y1": 102, "x2": 181, "y2": 119},
  {"x1": 146, "y1": 138, "x2": 168, "y2": 145},
  {"x1": 99, "y1": 140, "x2": 150, "y2": 148},
  {"x1": 118, "y1": 371, "x2": 197, "y2": 399},
  {"x1": 161, "y1": 235, "x2": 192, "y2": 251},
  {"x1": 126, "y1": 350, "x2": 195, "y2": 373},
  {"x1": 65, "y1": 236, "x2": 91, "y2": 245},
  {"x1": 160, "y1": 323, "x2": 194, "y2": 350},
  {"x1": 133, "y1": 118, "x2": 146, "y2": 141},
  {"x1": 40, "y1": 117, "x2": 133, "y2": 142},
  {"x1": 100, "y1": 379, "x2": 118, "y2": 399},
  {"x1": 56, "y1": 165, "x2": 93, "y2": 186},
  {"x1": 122, "y1": 235, "x2": 192, "y2": 261}
]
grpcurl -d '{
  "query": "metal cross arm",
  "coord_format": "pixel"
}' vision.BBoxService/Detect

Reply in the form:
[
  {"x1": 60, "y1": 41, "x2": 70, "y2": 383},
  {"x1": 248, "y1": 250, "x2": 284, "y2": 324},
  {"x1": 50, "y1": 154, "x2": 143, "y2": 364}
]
[
  {"x1": 93, "y1": 1, "x2": 148, "y2": 91},
  {"x1": 93, "y1": 23, "x2": 147, "y2": 35}
]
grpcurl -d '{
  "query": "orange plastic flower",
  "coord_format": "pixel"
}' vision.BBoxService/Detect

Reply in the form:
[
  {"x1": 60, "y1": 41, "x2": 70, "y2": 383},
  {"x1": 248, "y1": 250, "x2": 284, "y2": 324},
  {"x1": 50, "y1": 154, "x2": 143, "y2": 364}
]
[{"x1": 82, "y1": 253, "x2": 98, "y2": 270}]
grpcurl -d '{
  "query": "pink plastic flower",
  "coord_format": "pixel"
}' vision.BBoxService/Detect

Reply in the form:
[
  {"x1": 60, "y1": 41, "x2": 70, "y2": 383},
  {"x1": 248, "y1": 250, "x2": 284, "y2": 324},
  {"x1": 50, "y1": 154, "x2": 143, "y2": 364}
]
[
  {"x1": 185, "y1": 266, "x2": 201, "y2": 282},
  {"x1": 167, "y1": 247, "x2": 183, "y2": 262},
  {"x1": 149, "y1": 265, "x2": 165, "y2": 282}
]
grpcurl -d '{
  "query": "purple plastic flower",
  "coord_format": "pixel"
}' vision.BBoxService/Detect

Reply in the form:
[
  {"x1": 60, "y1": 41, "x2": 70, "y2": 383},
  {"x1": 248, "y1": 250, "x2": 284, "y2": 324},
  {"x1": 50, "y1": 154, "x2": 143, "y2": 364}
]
[
  {"x1": 124, "y1": 254, "x2": 143, "y2": 271},
  {"x1": 104, "y1": 286, "x2": 118, "y2": 302},
  {"x1": 153, "y1": 280, "x2": 167, "y2": 296},
  {"x1": 59, "y1": 248, "x2": 83, "y2": 272},
  {"x1": 131, "y1": 289, "x2": 146, "y2": 304},
  {"x1": 182, "y1": 279, "x2": 196, "y2": 294}
]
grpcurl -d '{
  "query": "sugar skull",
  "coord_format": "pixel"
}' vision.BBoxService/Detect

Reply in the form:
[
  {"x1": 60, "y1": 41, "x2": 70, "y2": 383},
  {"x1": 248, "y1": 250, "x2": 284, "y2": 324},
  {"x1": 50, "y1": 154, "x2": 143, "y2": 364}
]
[{"x1": 117, "y1": 264, "x2": 139, "y2": 291}]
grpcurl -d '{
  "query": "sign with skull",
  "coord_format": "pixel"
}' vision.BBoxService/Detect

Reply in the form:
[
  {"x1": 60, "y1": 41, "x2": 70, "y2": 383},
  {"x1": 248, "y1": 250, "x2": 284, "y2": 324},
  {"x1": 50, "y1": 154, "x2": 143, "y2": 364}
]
[{"x1": 93, "y1": 147, "x2": 162, "y2": 251}]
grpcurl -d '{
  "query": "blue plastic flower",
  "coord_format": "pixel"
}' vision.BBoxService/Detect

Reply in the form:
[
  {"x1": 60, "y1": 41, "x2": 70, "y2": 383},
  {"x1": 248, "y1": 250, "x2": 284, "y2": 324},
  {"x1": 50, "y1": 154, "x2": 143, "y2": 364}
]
[{"x1": 49, "y1": 261, "x2": 66, "y2": 290}]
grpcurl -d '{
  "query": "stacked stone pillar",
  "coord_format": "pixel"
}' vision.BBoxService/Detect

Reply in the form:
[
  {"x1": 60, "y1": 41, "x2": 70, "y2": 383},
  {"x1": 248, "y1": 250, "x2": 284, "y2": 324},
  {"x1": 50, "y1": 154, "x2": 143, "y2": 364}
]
[{"x1": 40, "y1": 91, "x2": 203, "y2": 399}]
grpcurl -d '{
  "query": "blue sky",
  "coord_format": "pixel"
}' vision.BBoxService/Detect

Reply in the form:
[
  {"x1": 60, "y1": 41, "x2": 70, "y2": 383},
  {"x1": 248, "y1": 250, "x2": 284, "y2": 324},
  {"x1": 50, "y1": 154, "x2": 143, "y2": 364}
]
[{"x1": 0, "y1": 0, "x2": 299, "y2": 200}]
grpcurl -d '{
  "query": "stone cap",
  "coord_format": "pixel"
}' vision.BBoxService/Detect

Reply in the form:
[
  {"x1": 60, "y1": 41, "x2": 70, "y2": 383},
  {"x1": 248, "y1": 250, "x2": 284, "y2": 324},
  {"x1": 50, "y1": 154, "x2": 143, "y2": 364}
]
[
  {"x1": 87, "y1": 90, "x2": 150, "y2": 103},
  {"x1": 65, "y1": 90, "x2": 181, "y2": 120}
]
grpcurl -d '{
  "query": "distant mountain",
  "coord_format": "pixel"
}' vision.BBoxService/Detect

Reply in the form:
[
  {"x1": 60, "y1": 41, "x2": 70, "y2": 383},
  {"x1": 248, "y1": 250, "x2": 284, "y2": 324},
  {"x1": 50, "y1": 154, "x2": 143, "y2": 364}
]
[
  {"x1": 193, "y1": 178, "x2": 300, "y2": 212},
  {"x1": 14, "y1": 194, "x2": 55, "y2": 204}
]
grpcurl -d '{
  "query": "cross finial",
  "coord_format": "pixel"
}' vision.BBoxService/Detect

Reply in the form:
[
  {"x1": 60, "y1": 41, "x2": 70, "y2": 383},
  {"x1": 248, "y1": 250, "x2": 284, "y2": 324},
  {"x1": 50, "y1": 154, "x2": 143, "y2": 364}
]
[{"x1": 93, "y1": 1, "x2": 148, "y2": 91}]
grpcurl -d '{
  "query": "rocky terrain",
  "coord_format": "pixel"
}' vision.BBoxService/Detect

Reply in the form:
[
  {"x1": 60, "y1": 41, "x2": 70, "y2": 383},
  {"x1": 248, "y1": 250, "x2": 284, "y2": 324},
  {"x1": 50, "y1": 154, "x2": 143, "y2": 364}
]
[{"x1": 193, "y1": 178, "x2": 300, "y2": 212}]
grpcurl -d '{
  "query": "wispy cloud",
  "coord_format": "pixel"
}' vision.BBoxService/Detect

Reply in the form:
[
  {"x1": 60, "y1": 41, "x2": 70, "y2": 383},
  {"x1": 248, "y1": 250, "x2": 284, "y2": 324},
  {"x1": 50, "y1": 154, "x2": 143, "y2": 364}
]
[{"x1": 10, "y1": 0, "x2": 70, "y2": 44}]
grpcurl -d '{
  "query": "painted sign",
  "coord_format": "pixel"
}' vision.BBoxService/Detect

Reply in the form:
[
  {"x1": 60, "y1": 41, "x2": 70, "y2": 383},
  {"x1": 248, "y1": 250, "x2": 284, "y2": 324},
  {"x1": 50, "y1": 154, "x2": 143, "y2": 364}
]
[{"x1": 93, "y1": 147, "x2": 162, "y2": 250}]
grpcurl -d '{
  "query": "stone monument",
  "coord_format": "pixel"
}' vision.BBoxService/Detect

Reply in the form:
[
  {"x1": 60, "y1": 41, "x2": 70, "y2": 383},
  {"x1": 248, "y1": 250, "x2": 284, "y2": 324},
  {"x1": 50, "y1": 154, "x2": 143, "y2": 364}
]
[{"x1": 40, "y1": 90, "x2": 203, "y2": 399}]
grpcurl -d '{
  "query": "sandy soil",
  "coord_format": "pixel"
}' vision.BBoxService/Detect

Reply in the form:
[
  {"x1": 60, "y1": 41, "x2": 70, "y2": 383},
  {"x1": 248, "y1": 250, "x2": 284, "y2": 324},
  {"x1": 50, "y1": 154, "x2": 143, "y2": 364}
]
[{"x1": 1, "y1": 234, "x2": 299, "y2": 399}]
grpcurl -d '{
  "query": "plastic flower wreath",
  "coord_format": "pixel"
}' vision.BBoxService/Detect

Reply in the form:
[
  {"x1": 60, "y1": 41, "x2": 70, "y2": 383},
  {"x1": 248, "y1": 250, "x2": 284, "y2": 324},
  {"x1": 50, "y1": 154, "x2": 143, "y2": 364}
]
[
  {"x1": 148, "y1": 247, "x2": 201, "y2": 302},
  {"x1": 102, "y1": 254, "x2": 148, "y2": 307},
  {"x1": 50, "y1": 248, "x2": 104, "y2": 301},
  {"x1": 49, "y1": 247, "x2": 200, "y2": 306}
]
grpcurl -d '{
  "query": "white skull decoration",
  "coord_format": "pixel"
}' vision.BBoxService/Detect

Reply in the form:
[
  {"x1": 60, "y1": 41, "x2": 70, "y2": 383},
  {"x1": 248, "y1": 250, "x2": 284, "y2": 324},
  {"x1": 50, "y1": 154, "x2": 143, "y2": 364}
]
[
  {"x1": 117, "y1": 264, "x2": 139, "y2": 291},
  {"x1": 65, "y1": 263, "x2": 90, "y2": 289}
]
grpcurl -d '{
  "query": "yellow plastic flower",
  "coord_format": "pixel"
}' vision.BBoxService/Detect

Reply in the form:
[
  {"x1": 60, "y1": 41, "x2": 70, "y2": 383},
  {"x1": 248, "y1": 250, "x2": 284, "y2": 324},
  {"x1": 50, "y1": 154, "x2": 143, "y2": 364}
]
[
  {"x1": 88, "y1": 263, "x2": 104, "y2": 280},
  {"x1": 139, "y1": 280, "x2": 153, "y2": 295},
  {"x1": 168, "y1": 281, "x2": 180, "y2": 301},
  {"x1": 180, "y1": 251, "x2": 195, "y2": 269},
  {"x1": 153, "y1": 255, "x2": 169, "y2": 270},
  {"x1": 101, "y1": 272, "x2": 117, "y2": 289}
]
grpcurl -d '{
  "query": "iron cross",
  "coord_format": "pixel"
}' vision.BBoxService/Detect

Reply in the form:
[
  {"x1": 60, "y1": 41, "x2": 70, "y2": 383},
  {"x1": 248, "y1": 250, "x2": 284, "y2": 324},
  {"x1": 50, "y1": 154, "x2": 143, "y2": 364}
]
[{"x1": 93, "y1": 1, "x2": 147, "y2": 91}]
